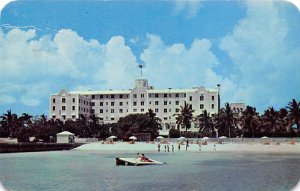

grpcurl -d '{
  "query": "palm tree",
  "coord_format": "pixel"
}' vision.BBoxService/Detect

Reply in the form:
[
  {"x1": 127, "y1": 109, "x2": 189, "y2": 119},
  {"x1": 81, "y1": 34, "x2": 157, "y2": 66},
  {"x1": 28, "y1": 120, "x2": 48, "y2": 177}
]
[
  {"x1": 216, "y1": 103, "x2": 238, "y2": 138},
  {"x1": 174, "y1": 103, "x2": 194, "y2": 136},
  {"x1": 146, "y1": 109, "x2": 162, "y2": 129},
  {"x1": 0, "y1": 110, "x2": 18, "y2": 138},
  {"x1": 286, "y1": 99, "x2": 300, "y2": 135},
  {"x1": 195, "y1": 110, "x2": 213, "y2": 137},
  {"x1": 262, "y1": 107, "x2": 280, "y2": 133},
  {"x1": 241, "y1": 106, "x2": 260, "y2": 138}
]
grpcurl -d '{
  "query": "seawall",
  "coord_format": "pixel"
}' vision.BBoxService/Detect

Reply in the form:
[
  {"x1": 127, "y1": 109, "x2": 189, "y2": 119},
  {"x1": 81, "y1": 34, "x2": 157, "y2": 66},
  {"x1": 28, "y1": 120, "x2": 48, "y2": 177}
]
[{"x1": 0, "y1": 143, "x2": 84, "y2": 153}]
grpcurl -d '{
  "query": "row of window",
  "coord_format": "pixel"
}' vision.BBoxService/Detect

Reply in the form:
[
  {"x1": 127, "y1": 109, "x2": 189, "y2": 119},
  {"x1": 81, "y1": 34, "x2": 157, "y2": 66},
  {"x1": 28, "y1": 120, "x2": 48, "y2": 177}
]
[
  {"x1": 52, "y1": 98, "x2": 91, "y2": 106},
  {"x1": 93, "y1": 100, "x2": 215, "y2": 107},
  {"x1": 90, "y1": 94, "x2": 215, "y2": 100}
]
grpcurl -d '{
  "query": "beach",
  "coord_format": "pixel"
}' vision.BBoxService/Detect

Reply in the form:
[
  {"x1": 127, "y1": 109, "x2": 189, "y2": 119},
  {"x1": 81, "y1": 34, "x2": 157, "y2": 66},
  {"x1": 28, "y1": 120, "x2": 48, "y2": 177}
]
[{"x1": 75, "y1": 140, "x2": 300, "y2": 154}]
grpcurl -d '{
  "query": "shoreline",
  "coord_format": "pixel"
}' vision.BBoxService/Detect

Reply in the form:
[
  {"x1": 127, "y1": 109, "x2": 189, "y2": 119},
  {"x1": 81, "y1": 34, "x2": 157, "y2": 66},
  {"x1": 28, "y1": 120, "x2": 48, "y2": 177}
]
[{"x1": 74, "y1": 141, "x2": 300, "y2": 154}]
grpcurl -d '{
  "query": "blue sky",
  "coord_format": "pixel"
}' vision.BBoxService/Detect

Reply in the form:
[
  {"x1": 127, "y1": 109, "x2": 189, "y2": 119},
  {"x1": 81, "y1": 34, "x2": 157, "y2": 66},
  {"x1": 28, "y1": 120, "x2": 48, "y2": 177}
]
[{"x1": 0, "y1": 0, "x2": 300, "y2": 116}]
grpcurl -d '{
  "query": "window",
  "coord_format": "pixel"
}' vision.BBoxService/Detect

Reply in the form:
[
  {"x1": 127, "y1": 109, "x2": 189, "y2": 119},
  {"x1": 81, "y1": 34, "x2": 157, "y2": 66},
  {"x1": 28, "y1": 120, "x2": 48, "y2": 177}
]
[
  {"x1": 52, "y1": 98, "x2": 55, "y2": 103},
  {"x1": 169, "y1": 94, "x2": 171, "y2": 97},
  {"x1": 111, "y1": 95, "x2": 115, "y2": 99},
  {"x1": 62, "y1": 115, "x2": 66, "y2": 119},
  {"x1": 111, "y1": 102, "x2": 114, "y2": 106},
  {"x1": 72, "y1": 115, "x2": 76, "y2": 119},
  {"x1": 169, "y1": 101, "x2": 171, "y2": 104},
  {"x1": 62, "y1": 98, "x2": 66, "y2": 103},
  {"x1": 155, "y1": 94, "x2": 158, "y2": 98},
  {"x1": 52, "y1": 106, "x2": 55, "y2": 111},
  {"x1": 106, "y1": 102, "x2": 108, "y2": 105},
  {"x1": 120, "y1": 94, "x2": 123, "y2": 99},
  {"x1": 155, "y1": 101, "x2": 159, "y2": 105},
  {"x1": 133, "y1": 94, "x2": 137, "y2": 98},
  {"x1": 100, "y1": 109, "x2": 103, "y2": 113},
  {"x1": 149, "y1": 94, "x2": 152, "y2": 98},
  {"x1": 106, "y1": 95, "x2": 109, "y2": 98},
  {"x1": 212, "y1": 96, "x2": 215, "y2": 101},
  {"x1": 72, "y1": 98, "x2": 75, "y2": 103},
  {"x1": 200, "y1": 104, "x2": 204, "y2": 109},
  {"x1": 52, "y1": 115, "x2": 56, "y2": 119},
  {"x1": 133, "y1": 101, "x2": 137, "y2": 106},
  {"x1": 200, "y1": 95, "x2": 204, "y2": 101},
  {"x1": 176, "y1": 93, "x2": 179, "y2": 98},
  {"x1": 176, "y1": 101, "x2": 179, "y2": 105},
  {"x1": 119, "y1": 102, "x2": 123, "y2": 106},
  {"x1": 92, "y1": 95, "x2": 95, "y2": 99},
  {"x1": 119, "y1": 109, "x2": 123, "y2": 113},
  {"x1": 164, "y1": 108, "x2": 167, "y2": 113},
  {"x1": 100, "y1": 102, "x2": 103, "y2": 106},
  {"x1": 212, "y1": 104, "x2": 215, "y2": 109},
  {"x1": 169, "y1": 109, "x2": 171, "y2": 112},
  {"x1": 189, "y1": 96, "x2": 192, "y2": 101},
  {"x1": 111, "y1": 109, "x2": 114, "y2": 113},
  {"x1": 99, "y1": 117, "x2": 103, "y2": 120},
  {"x1": 184, "y1": 93, "x2": 186, "y2": 97},
  {"x1": 111, "y1": 118, "x2": 115, "y2": 120},
  {"x1": 62, "y1": 106, "x2": 66, "y2": 111},
  {"x1": 189, "y1": 105, "x2": 192, "y2": 109},
  {"x1": 155, "y1": 108, "x2": 159, "y2": 113},
  {"x1": 91, "y1": 109, "x2": 95, "y2": 113},
  {"x1": 91, "y1": 102, "x2": 95, "y2": 106},
  {"x1": 164, "y1": 117, "x2": 168, "y2": 120},
  {"x1": 83, "y1": 108, "x2": 86, "y2": 112},
  {"x1": 141, "y1": 101, "x2": 144, "y2": 106},
  {"x1": 164, "y1": 94, "x2": 167, "y2": 98},
  {"x1": 100, "y1": 95, "x2": 103, "y2": 99},
  {"x1": 141, "y1": 94, "x2": 144, "y2": 98},
  {"x1": 141, "y1": 109, "x2": 144, "y2": 112},
  {"x1": 176, "y1": 108, "x2": 179, "y2": 112},
  {"x1": 72, "y1": 106, "x2": 75, "y2": 110},
  {"x1": 164, "y1": 101, "x2": 167, "y2": 105},
  {"x1": 149, "y1": 101, "x2": 151, "y2": 105},
  {"x1": 133, "y1": 109, "x2": 137, "y2": 112}
]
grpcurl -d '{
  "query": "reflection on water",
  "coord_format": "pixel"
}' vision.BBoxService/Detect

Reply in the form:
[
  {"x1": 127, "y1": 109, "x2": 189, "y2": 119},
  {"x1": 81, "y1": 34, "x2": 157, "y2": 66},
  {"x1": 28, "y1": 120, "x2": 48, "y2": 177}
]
[{"x1": 0, "y1": 151, "x2": 299, "y2": 191}]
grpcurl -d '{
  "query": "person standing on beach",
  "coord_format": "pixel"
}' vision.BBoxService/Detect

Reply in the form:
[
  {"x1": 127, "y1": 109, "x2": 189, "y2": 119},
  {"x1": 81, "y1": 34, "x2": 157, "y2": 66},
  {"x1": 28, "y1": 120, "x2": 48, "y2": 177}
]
[
  {"x1": 186, "y1": 140, "x2": 189, "y2": 151},
  {"x1": 214, "y1": 144, "x2": 216, "y2": 151},
  {"x1": 157, "y1": 143, "x2": 161, "y2": 152},
  {"x1": 199, "y1": 143, "x2": 201, "y2": 151},
  {"x1": 167, "y1": 144, "x2": 170, "y2": 152},
  {"x1": 178, "y1": 143, "x2": 181, "y2": 151},
  {"x1": 172, "y1": 144, "x2": 174, "y2": 152}
]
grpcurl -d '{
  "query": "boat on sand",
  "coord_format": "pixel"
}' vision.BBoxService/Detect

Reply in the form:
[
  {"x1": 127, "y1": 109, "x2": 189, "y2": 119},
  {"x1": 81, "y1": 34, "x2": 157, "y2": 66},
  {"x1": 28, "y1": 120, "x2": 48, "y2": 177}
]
[{"x1": 116, "y1": 157, "x2": 165, "y2": 166}]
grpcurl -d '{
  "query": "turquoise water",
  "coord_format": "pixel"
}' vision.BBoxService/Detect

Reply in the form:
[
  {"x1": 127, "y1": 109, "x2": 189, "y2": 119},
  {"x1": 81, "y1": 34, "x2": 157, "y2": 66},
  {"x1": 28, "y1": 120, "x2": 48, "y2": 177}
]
[{"x1": 0, "y1": 150, "x2": 299, "y2": 191}]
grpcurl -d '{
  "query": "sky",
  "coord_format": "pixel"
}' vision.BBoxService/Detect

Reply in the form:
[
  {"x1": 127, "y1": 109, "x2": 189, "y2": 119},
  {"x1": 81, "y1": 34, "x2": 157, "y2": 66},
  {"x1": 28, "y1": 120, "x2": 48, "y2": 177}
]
[{"x1": 0, "y1": 0, "x2": 299, "y2": 116}]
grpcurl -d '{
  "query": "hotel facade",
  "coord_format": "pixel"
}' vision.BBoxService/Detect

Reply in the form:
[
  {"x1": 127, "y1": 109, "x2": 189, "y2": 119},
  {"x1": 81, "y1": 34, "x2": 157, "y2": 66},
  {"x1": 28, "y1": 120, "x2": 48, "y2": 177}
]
[{"x1": 49, "y1": 79, "x2": 220, "y2": 135}]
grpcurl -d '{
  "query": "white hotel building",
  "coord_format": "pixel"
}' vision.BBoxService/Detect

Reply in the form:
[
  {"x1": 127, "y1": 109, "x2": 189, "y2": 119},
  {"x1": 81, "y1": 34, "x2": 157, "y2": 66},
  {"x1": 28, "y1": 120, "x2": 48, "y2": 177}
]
[{"x1": 50, "y1": 79, "x2": 220, "y2": 135}]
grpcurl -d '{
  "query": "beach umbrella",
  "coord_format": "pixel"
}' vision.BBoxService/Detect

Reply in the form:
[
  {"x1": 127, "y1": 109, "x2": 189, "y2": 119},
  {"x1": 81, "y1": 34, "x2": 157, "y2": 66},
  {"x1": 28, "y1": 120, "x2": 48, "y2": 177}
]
[
  {"x1": 156, "y1": 136, "x2": 164, "y2": 139},
  {"x1": 219, "y1": 136, "x2": 227, "y2": 139},
  {"x1": 202, "y1": 137, "x2": 210, "y2": 141},
  {"x1": 108, "y1": 135, "x2": 117, "y2": 139},
  {"x1": 178, "y1": 137, "x2": 185, "y2": 141},
  {"x1": 129, "y1": 136, "x2": 137, "y2": 140},
  {"x1": 261, "y1": 136, "x2": 269, "y2": 139}
]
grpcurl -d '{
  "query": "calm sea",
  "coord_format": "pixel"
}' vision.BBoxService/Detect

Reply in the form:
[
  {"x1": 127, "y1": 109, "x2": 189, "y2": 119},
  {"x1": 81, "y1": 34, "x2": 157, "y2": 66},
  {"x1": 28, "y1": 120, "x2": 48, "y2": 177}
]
[{"x1": 0, "y1": 150, "x2": 299, "y2": 191}]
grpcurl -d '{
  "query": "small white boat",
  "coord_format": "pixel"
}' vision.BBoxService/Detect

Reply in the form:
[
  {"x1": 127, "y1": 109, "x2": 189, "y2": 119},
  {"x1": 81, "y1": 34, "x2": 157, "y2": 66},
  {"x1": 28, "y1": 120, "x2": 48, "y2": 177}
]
[{"x1": 116, "y1": 157, "x2": 165, "y2": 166}]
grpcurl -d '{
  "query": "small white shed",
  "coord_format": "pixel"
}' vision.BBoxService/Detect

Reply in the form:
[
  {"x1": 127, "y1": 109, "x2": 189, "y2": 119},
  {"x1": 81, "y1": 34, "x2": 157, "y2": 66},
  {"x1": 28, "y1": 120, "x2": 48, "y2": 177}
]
[{"x1": 56, "y1": 131, "x2": 75, "y2": 143}]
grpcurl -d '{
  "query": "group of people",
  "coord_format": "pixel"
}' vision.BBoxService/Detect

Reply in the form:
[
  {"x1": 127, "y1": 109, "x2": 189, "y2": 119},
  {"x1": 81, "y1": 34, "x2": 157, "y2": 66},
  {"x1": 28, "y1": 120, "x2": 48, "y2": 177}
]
[{"x1": 136, "y1": 153, "x2": 150, "y2": 162}]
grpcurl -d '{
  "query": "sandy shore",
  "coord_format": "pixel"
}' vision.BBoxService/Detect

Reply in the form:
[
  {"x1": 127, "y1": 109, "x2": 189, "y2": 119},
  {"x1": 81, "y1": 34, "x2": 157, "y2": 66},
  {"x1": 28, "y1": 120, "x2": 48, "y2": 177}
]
[{"x1": 75, "y1": 141, "x2": 300, "y2": 154}]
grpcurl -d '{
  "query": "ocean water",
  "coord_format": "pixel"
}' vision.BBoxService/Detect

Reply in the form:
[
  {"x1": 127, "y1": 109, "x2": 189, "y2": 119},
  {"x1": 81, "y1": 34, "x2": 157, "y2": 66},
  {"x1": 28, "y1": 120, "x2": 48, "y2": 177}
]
[{"x1": 0, "y1": 150, "x2": 299, "y2": 191}]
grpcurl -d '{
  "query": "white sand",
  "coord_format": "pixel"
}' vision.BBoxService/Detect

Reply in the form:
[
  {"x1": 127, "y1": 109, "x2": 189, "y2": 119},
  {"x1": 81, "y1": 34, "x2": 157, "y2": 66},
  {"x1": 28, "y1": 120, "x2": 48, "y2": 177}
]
[{"x1": 75, "y1": 141, "x2": 300, "y2": 154}]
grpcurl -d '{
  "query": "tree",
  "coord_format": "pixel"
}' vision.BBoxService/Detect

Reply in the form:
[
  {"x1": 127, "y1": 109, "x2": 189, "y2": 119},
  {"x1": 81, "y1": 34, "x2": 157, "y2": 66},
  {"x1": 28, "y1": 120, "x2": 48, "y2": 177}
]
[
  {"x1": 77, "y1": 114, "x2": 91, "y2": 138},
  {"x1": 286, "y1": 99, "x2": 300, "y2": 135},
  {"x1": 117, "y1": 113, "x2": 161, "y2": 140},
  {"x1": 174, "y1": 103, "x2": 194, "y2": 136},
  {"x1": 0, "y1": 110, "x2": 18, "y2": 138},
  {"x1": 241, "y1": 106, "x2": 260, "y2": 138},
  {"x1": 215, "y1": 103, "x2": 238, "y2": 138},
  {"x1": 195, "y1": 110, "x2": 214, "y2": 137},
  {"x1": 261, "y1": 107, "x2": 280, "y2": 133}
]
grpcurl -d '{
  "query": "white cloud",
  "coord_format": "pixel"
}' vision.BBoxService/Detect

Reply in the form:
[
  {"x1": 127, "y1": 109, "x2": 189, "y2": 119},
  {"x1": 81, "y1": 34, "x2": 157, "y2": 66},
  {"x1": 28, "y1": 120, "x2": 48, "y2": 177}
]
[
  {"x1": 0, "y1": 28, "x2": 139, "y2": 111},
  {"x1": 140, "y1": 34, "x2": 222, "y2": 89},
  {"x1": 219, "y1": 0, "x2": 300, "y2": 111},
  {"x1": 0, "y1": 94, "x2": 16, "y2": 105},
  {"x1": 172, "y1": 0, "x2": 202, "y2": 18}
]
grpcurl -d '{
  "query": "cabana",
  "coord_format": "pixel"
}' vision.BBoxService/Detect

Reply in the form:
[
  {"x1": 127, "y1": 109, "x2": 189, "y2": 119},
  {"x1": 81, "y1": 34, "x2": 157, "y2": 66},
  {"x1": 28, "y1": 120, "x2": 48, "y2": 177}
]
[{"x1": 57, "y1": 131, "x2": 75, "y2": 143}]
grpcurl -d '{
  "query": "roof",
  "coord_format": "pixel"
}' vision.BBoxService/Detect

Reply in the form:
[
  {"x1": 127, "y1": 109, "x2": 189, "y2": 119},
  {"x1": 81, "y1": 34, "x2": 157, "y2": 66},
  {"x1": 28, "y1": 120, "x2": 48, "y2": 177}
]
[
  {"x1": 70, "y1": 90, "x2": 131, "y2": 95},
  {"x1": 57, "y1": 131, "x2": 75, "y2": 136}
]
